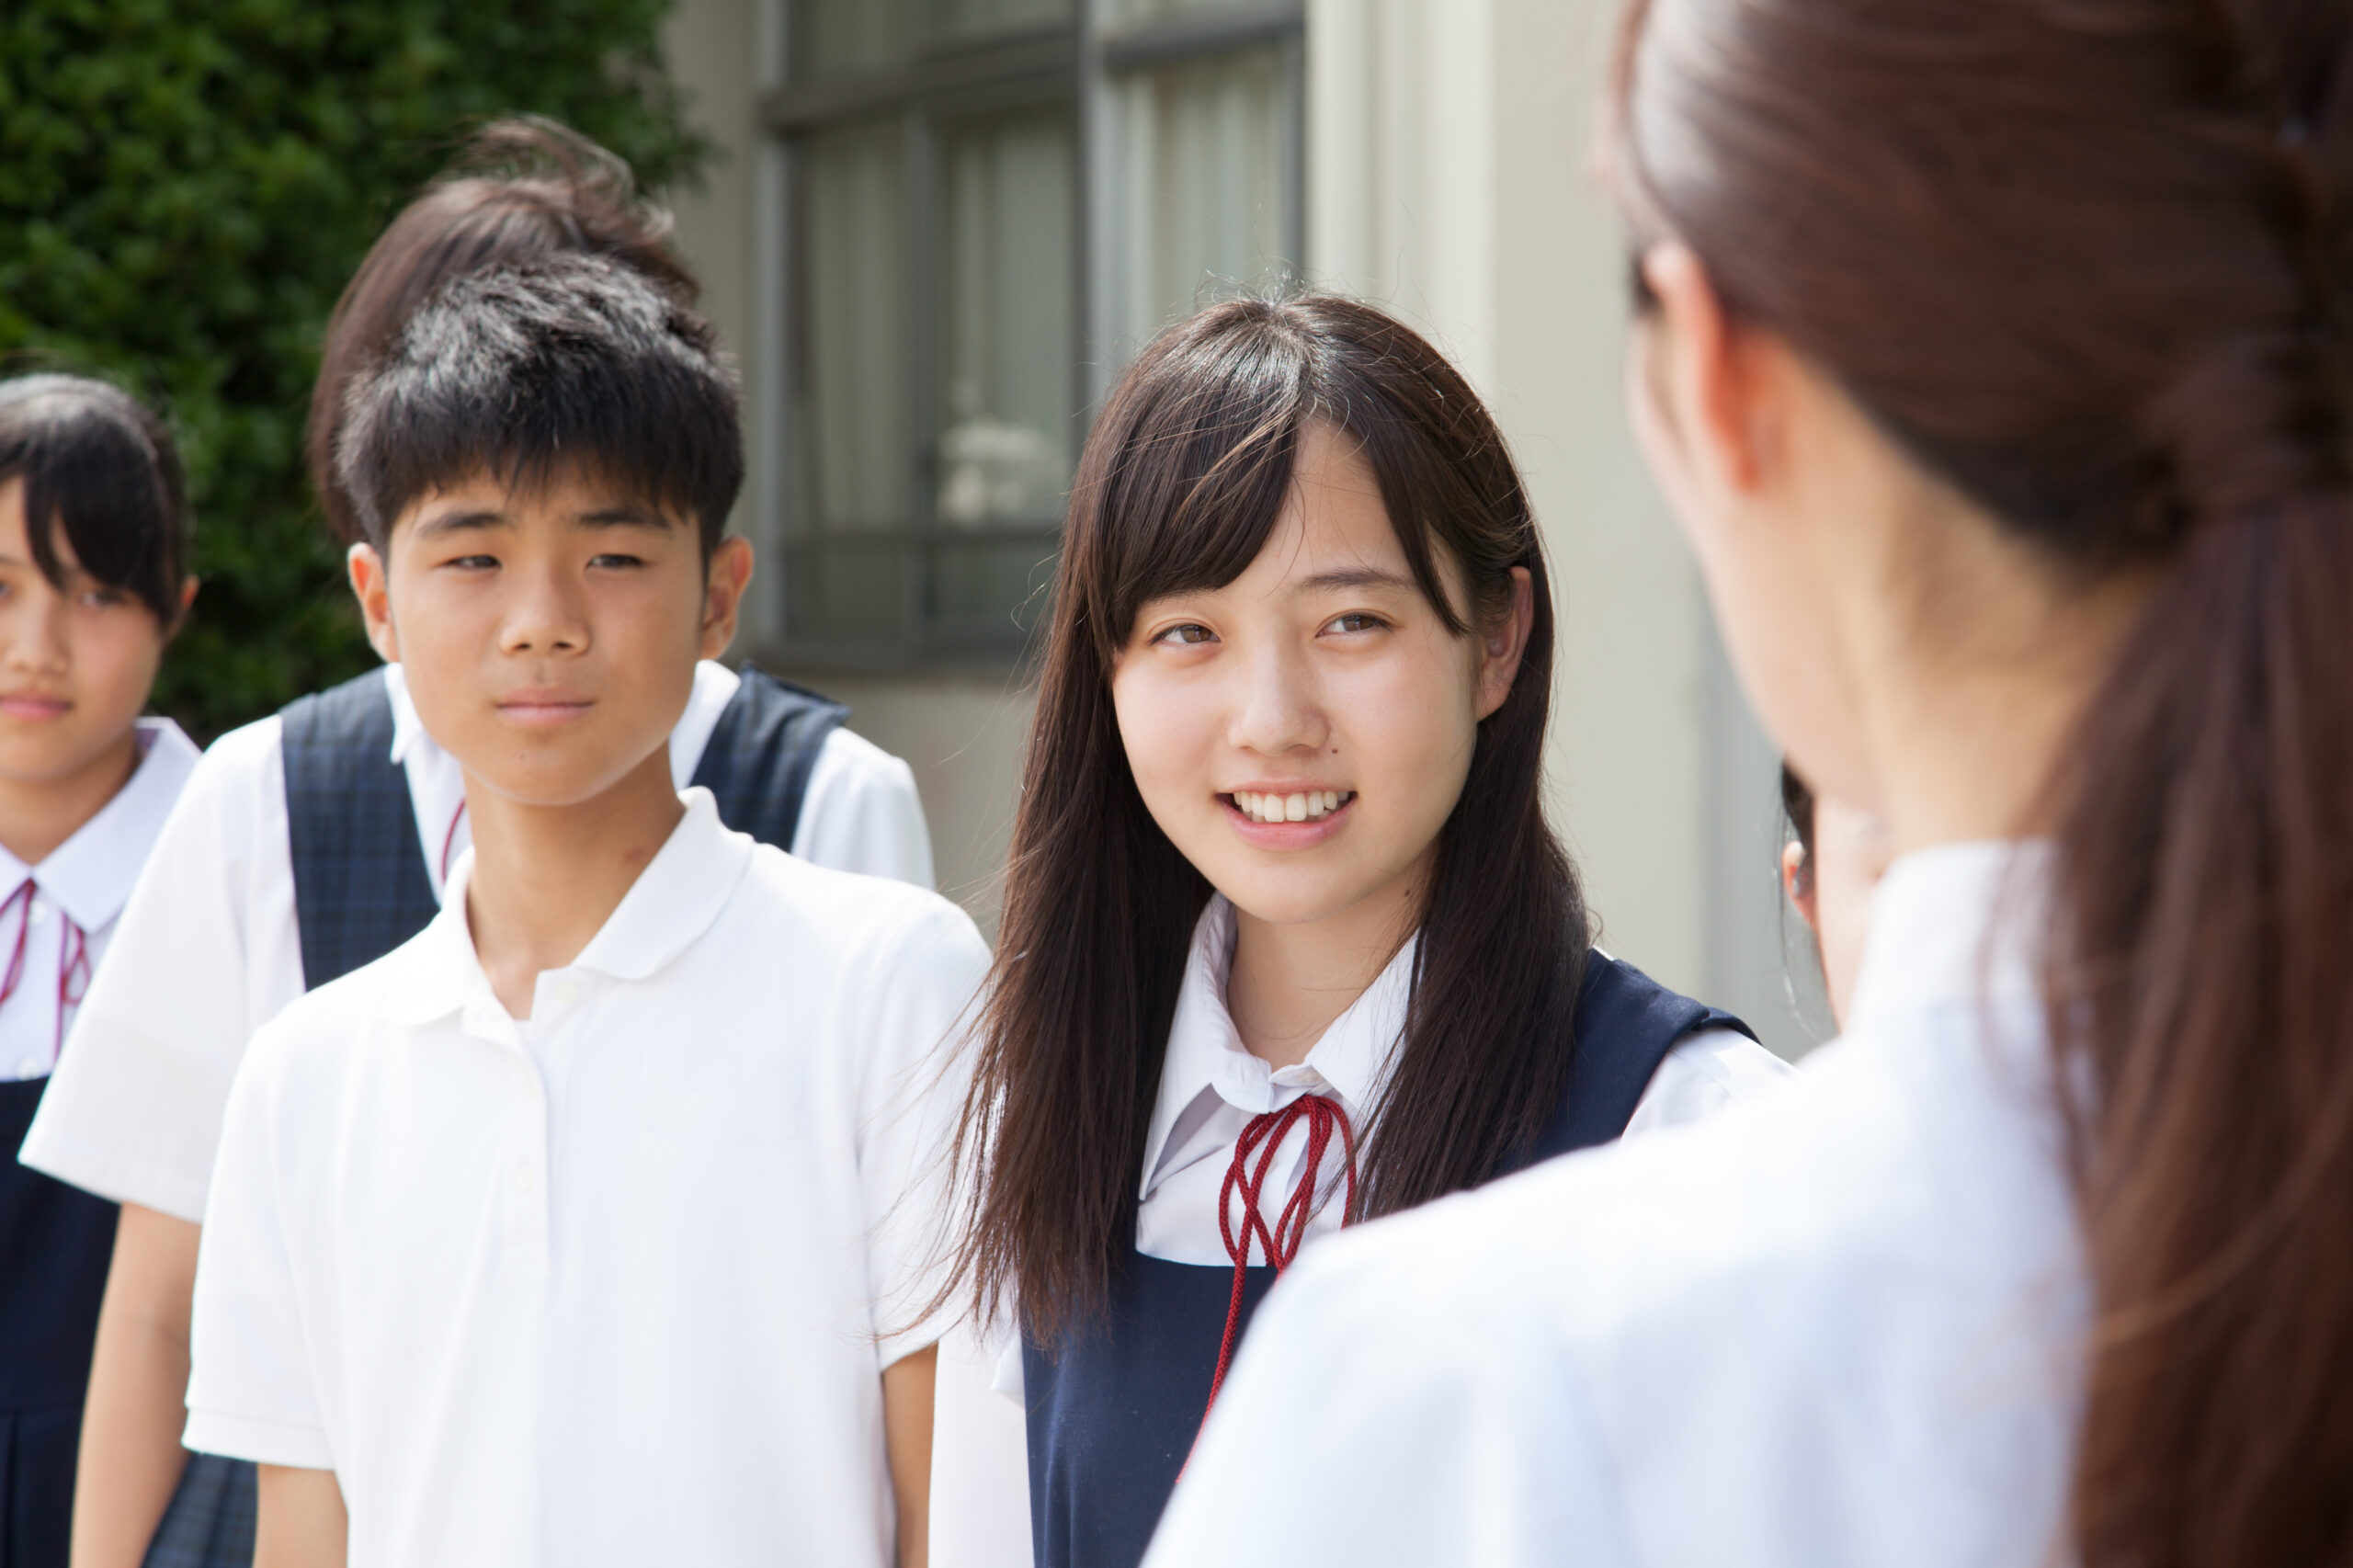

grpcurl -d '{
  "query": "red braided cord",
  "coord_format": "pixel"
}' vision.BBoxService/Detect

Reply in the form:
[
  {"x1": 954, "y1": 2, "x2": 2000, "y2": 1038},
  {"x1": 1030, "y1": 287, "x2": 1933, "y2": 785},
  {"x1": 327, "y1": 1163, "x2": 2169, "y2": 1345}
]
[{"x1": 1200, "y1": 1093, "x2": 1359, "y2": 1427}]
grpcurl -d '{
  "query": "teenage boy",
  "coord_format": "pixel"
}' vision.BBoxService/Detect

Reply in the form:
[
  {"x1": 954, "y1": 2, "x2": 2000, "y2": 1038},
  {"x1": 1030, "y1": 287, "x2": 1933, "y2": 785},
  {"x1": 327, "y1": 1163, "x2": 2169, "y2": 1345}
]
[{"x1": 182, "y1": 257, "x2": 984, "y2": 1568}]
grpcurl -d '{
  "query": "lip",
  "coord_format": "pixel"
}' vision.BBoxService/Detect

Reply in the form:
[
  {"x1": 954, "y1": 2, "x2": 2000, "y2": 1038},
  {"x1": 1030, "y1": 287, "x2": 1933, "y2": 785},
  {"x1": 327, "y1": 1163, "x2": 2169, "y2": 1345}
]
[
  {"x1": 0, "y1": 694, "x2": 72, "y2": 722},
  {"x1": 494, "y1": 690, "x2": 596, "y2": 726},
  {"x1": 1221, "y1": 788, "x2": 1355, "y2": 848}
]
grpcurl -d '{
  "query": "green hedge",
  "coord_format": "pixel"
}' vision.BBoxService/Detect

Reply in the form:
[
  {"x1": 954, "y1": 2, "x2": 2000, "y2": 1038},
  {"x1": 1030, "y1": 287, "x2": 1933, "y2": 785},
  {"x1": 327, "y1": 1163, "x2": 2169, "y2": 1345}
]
[{"x1": 0, "y1": 0, "x2": 708, "y2": 738}]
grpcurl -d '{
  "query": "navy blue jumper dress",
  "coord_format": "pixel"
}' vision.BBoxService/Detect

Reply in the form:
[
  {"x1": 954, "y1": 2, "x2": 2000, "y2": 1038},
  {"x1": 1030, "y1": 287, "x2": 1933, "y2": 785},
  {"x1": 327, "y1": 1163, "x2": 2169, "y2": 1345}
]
[
  {"x1": 142, "y1": 664, "x2": 847, "y2": 1568},
  {"x1": 1020, "y1": 954, "x2": 1754, "y2": 1568}
]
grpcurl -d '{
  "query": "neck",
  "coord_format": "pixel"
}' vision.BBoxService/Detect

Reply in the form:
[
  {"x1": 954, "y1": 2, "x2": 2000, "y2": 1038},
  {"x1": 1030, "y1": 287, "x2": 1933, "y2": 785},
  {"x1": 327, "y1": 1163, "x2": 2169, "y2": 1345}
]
[
  {"x1": 0, "y1": 726, "x2": 142, "y2": 867},
  {"x1": 1225, "y1": 861, "x2": 1425, "y2": 1071},
  {"x1": 462, "y1": 746, "x2": 684, "y2": 1018},
  {"x1": 1843, "y1": 497, "x2": 2154, "y2": 855}
]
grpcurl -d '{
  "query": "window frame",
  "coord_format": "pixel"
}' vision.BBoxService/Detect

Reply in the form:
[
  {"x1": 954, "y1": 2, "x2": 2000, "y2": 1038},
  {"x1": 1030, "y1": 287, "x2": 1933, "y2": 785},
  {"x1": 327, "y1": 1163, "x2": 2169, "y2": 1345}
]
[{"x1": 761, "y1": 0, "x2": 1306, "y2": 673}]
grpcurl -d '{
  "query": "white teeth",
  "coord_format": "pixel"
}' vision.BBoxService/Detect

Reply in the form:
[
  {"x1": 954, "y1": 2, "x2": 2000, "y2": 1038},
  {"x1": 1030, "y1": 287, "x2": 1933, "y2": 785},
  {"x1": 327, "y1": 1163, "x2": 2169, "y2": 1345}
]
[{"x1": 1233, "y1": 790, "x2": 1351, "y2": 823}]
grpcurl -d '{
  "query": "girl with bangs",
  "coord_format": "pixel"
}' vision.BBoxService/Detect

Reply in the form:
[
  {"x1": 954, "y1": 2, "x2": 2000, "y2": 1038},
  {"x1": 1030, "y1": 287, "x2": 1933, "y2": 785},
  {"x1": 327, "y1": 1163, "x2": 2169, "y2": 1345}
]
[{"x1": 929, "y1": 295, "x2": 1786, "y2": 1568}]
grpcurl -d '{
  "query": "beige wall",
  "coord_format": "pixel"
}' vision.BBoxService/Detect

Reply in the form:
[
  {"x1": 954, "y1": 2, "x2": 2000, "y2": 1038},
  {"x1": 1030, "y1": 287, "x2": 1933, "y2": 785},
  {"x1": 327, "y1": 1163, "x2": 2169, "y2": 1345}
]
[{"x1": 659, "y1": 0, "x2": 1828, "y2": 1049}]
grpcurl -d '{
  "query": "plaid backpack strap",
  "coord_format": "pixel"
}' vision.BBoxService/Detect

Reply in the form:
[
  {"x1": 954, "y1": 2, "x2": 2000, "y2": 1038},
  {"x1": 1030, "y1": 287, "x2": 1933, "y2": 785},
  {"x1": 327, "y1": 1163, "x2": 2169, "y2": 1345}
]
[
  {"x1": 280, "y1": 669, "x2": 438, "y2": 991},
  {"x1": 688, "y1": 665, "x2": 850, "y2": 852}
]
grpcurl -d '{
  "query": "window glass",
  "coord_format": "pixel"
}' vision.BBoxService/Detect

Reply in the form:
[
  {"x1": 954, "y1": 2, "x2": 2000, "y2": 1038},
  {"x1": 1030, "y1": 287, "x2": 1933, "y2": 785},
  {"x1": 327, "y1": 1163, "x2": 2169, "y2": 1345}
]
[
  {"x1": 802, "y1": 0, "x2": 911, "y2": 76},
  {"x1": 935, "y1": 0, "x2": 1075, "y2": 37},
  {"x1": 1109, "y1": 0, "x2": 1256, "y2": 22},
  {"x1": 1119, "y1": 46, "x2": 1290, "y2": 345},
  {"x1": 938, "y1": 104, "x2": 1077, "y2": 529},
  {"x1": 801, "y1": 119, "x2": 909, "y2": 532}
]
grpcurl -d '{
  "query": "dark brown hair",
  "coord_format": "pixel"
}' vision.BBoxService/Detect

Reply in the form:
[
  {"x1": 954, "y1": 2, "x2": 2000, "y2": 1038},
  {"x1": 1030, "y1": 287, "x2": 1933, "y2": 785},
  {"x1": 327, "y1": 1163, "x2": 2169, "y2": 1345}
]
[
  {"x1": 307, "y1": 116, "x2": 695, "y2": 542},
  {"x1": 948, "y1": 295, "x2": 1588, "y2": 1340},
  {"x1": 1612, "y1": 2, "x2": 2353, "y2": 1561},
  {"x1": 0, "y1": 375, "x2": 188, "y2": 625}
]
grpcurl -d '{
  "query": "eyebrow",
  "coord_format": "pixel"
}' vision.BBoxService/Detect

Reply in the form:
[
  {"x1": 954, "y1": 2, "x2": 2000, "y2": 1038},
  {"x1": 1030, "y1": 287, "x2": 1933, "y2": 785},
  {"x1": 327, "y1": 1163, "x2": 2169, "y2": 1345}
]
[
  {"x1": 575, "y1": 504, "x2": 676, "y2": 529},
  {"x1": 409, "y1": 507, "x2": 507, "y2": 540},
  {"x1": 1291, "y1": 567, "x2": 1419, "y2": 596}
]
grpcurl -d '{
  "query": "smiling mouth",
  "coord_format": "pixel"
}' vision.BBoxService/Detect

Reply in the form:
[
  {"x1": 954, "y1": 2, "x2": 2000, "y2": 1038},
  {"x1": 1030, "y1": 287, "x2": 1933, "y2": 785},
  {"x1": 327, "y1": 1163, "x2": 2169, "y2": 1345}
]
[{"x1": 1226, "y1": 790, "x2": 1354, "y2": 824}]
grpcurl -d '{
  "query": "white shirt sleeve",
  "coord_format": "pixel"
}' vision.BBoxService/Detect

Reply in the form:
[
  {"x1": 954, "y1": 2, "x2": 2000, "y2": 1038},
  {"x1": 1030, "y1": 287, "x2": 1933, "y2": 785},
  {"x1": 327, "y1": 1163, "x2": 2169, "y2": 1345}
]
[
  {"x1": 183, "y1": 1020, "x2": 335, "y2": 1471},
  {"x1": 20, "y1": 719, "x2": 305, "y2": 1221},
  {"x1": 850, "y1": 892, "x2": 990, "y2": 1367},
  {"x1": 1142, "y1": 1221, "x2": 1640, "y2": 1568},
  {"x1": 930, "y1": 1318, "x2": 1036, "y2": 1568},
  {"x1": 1621, "y1": 1024, "x2": 1795, "y2": 1140},
  {"x1": 793, "y1": 728, "x2": 937, "y2": 891}
]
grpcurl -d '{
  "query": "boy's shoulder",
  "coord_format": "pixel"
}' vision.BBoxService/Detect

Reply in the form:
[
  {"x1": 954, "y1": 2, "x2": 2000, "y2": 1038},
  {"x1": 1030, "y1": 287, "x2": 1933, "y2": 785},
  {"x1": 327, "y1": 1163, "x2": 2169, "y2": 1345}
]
[{"x1": 728, "y1": 837, "x2": 985, "y2": 965}]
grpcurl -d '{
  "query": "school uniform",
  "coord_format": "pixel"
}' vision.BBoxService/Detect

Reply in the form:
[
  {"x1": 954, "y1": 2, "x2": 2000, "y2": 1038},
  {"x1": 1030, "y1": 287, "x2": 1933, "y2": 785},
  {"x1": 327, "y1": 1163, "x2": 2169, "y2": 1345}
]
[
  {"x1": 186, "y1": 789, "x2": 986, "y2": 1568},
  {"x1": 17, "y1": 659, "x2": 928, "y2": 1566},
  {"x1": 930, "y1": 893, "x2": 1792, "y2": 1568},
  {"x1": 0, "y1": 720, "x2": 199, "y2": 1568},
  {"x1": 1144, "y1": 842, "x2": 2079, "y2": 1568}
]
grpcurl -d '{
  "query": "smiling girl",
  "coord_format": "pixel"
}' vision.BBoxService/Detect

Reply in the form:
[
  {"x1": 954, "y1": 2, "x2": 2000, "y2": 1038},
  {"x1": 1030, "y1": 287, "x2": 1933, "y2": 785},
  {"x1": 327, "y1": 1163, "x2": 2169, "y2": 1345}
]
[
  {"x1": 930, "y1": 297, "x2": 1786, "y2": 1568},
  {"x1": 0, "y1": 375, "x2": 196, "y2": 1568}
]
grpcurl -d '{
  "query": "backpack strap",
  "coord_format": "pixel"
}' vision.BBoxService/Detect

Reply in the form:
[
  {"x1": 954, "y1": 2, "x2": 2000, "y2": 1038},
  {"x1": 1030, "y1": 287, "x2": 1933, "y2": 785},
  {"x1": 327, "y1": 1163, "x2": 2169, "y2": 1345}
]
[
  {"x1": 1517, "y1": 954, "x2": 1759, "y2": 1167},
  {"x1": 281, "y1": 670, "x2": 438, "y2": 992},
  {"x1": 688, "y1": 665, "x2": 850, "y2": 852}
]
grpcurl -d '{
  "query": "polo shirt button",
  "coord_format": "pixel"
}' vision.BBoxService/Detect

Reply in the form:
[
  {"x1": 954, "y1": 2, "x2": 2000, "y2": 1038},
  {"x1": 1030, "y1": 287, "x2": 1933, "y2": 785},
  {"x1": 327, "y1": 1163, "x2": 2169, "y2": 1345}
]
[
  {"x1": 551, "y1": 981, "x2": 579, "y2": 1009},
  {"x1": 515, "y1": 1165, "x2": 538, "y2": 1196},
  {"x1": 28, "y1": 899, "x2": 48, "y2": 926},
  {"x1": 15, "y1": 1057, "x2": 40, "y2": 1079}
]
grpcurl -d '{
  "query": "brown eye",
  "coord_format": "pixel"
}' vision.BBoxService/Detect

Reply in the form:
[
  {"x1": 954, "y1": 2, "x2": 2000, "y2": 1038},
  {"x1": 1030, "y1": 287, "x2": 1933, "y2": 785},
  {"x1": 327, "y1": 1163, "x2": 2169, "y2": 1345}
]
[
  {"x1": 1155, "y1": 623, "x2": 1215, "y2": 646},
  {"x1": 1325, "y1": 612, "x2": 1385, "y2": 634}
]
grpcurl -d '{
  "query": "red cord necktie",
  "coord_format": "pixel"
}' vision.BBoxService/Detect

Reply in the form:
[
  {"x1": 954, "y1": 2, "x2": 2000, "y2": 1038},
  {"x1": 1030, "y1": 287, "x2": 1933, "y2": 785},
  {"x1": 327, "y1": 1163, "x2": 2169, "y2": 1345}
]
[
  {"x1": 1202, "y1": 1093, "x2": 1359, "y2": 1425},
  {"x1": 0, "y1": 878, "x2": 92, "y2": 1067}
]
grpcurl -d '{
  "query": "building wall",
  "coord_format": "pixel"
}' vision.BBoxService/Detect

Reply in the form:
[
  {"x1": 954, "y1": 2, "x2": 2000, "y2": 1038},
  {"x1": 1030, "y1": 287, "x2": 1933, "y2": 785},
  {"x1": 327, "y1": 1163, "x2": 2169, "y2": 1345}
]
[{"x1": 659, "y1": 0, "x2": 1831, "y2": 1049}]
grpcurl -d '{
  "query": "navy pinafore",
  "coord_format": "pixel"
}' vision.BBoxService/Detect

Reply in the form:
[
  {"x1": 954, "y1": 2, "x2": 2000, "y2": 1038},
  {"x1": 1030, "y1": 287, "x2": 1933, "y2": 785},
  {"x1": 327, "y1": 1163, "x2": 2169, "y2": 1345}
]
[
  {"x1": 1021, "y1": 955, "x2": 1754, "y2": 1568},
  {"x1": 142, "y1": 664, "x2": 848, "y2": 1568}
]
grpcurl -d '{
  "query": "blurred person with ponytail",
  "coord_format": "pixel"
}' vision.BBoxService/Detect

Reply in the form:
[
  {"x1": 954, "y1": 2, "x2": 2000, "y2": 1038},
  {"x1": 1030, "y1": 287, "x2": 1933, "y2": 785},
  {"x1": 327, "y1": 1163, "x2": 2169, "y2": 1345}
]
[
  {"x1": 1148, "y1": 3, "x2": 2353, "y2": 1565},
  {"x1": 926, "y1": 295, "x2": 1785, "y2": 1568},
  {"x1": 22, "y1": 118, "x2": 930, "y2": 1568}
]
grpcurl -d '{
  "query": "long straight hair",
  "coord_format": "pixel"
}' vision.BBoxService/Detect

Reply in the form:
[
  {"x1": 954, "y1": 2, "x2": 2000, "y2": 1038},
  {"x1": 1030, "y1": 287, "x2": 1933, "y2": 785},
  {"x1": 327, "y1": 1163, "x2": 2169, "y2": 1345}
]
[
  {"x1": 949, "y1": 296, "x2": 1589, "y2": 1341},
  {"x1": 1612, "y1": 3, "x2": 2353, "y2": 1562}
]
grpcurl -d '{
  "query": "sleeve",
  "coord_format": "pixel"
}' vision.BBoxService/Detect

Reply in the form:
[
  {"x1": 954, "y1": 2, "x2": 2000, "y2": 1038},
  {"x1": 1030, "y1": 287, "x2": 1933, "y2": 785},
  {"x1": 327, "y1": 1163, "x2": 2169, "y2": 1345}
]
[
  {"x1": 182, "y1": 1028, "x2": 335, "y2": 1470},
  {"x1": 1141, "y1": 1233, "x2": 1640, "y2": 1568},
  {"x1": 1621, "y1": 1024, "x2": 1797, "y2": 1139},
  {"x1": 19, "y1": 720, "x2": 301, "y2": 1221},
  {"x1": 851, "y1": 894, "x2": 991, "y2": 1366},
  {"x1": 791, "y1": 727, "x2": 938, "y2": 891},
  {"x1": 929, "y1": 1317, "x2": 1036, "y2": 1568}
]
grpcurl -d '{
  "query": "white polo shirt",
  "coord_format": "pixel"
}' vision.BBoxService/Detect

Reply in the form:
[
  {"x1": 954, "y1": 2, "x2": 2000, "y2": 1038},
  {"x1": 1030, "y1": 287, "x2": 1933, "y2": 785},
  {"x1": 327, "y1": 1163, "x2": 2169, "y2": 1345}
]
[
  {"x1": 20, "y1": 660, "x2": 932, "y2": 1221},
  {"x1": 1145, "y1": 843, "x2": 2083, "y2": 1568},
  {"x1": 186, "y1": 789, "x2": 986, "y2": 1568}
]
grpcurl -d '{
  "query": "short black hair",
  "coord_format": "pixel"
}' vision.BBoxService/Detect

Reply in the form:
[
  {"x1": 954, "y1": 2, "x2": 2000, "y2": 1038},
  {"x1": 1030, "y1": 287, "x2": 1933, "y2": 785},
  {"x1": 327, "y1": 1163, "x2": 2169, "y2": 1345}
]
[
  {"x1": 0, "y1": 375, "x2": 188, "y2": 626},
  {"x1": 335, "y1": 254, "x2": 743, "y2": 555}
]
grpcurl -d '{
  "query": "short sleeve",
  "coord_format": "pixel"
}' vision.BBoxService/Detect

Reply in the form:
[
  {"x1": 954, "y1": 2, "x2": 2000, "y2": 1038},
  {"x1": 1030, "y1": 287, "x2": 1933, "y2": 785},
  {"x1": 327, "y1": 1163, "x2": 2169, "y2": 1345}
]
[
  {"x1": 1622, "y1": 1025, "x2": 1797, "y2": 1140},
  {"x1": 792, "y1": 728, "x2": 938, "y2": 891},
  {"x1": 183, "y1": 1028, "x2": 335, "y2": 1471},
  {"x1": 849, "y1": 895, "x2": 990, "y2": 1366},
  {"x1": 1142, "y1": 1228, "x2": 1639, "y2": 1568},
  {"x1": 20, "y1": 718, "x2": 305, "y2": 1221}
]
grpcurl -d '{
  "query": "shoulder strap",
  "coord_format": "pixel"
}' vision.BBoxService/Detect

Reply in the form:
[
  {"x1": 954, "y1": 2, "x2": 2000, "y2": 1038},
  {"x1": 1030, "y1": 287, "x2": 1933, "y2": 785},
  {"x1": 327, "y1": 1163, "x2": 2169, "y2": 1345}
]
[
  {"x1": 281, "y1": 669, "x2": 438, "y2": 992},
  {"x1": 1515, "y1": 954, "x2": 1758, "y2": 1169},
  {"x1": 688, "y1": 665, "x2": 850, "y2": 852}
]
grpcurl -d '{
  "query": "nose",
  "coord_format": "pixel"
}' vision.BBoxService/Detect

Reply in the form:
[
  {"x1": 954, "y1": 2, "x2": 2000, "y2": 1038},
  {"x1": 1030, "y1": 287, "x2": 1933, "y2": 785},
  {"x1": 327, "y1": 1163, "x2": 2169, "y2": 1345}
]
[
  {"x1": 1, "y1": 579, "x2": 70, "y2": 676},
  {"x1": 1226, "y1": 636, "x2": 1329, "y2": 759},
  {"x1": 497, "y1": 557, "x2": 591, "y2": 657}
]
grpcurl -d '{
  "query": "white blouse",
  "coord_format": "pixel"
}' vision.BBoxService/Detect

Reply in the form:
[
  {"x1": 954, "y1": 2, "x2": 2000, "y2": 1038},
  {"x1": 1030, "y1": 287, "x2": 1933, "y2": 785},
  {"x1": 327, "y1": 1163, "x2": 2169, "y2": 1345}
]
[
  {"x1": 1146, "y1": 843, "x2": 2083, "y2": 1568},
  {"x1": 931, "y1": 895, "x2": 1793, "y2": 1568}
]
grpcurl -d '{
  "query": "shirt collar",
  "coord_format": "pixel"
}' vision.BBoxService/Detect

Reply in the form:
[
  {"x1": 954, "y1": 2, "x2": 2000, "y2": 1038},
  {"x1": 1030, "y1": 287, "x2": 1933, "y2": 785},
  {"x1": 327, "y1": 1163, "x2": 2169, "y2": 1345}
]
[
  {"x1": 382, "y1": 664, "x2": 425, "y2": 766},
  {"x1": 381, "y1": 786, "x2": 754, "y2": 1028},
  {"x1": 1137, "y1": 894, "x2": 1418, "y2": 1193},
  {"x1": 1847, "y1": 839, "x2": 2052, "y2": 1037},
  {"x1": 0, "y1": 719, "x2": 201, "y2": 932}
]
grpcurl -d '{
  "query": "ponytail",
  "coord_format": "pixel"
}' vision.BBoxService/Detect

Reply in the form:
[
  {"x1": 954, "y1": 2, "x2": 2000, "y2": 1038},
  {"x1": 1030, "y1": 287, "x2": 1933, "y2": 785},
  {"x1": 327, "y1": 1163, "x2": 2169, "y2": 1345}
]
[{"x1": 1610, "y1": 1, "x2": 2353, "y2": 1559}]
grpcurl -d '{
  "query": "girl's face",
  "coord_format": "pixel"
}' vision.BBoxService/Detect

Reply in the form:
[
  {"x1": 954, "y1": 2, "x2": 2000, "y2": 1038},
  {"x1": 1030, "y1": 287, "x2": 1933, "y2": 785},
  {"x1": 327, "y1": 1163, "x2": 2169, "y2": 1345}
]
[
  {"x1": 0, "y1": 478, "x2": 176, "y2": 791},
  {"x1": 1112, "y1": 423, "x2": 1531, "y2": 938}
]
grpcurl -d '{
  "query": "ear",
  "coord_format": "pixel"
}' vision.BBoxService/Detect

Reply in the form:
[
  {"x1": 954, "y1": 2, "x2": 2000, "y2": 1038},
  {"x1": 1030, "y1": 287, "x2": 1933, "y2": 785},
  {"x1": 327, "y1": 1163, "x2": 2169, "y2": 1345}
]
[
  {"x1": 1473, "y1": 566, "x2": 1536, "y2": 721},
  {"x1": 699, "y1": 536, "x2": 754, "y2": 660},
  {"x1": 1780, "y1": 838, "x2": 1819, "y2": 935},
  {"x1": 347, "y1": 542, "x2": 399, "y2": 664},
  {"x1": 162, "y1": 574, "x2": 199, "y2": 640},
  {"x1": 1633, "y1": 243, "x2": 1779, "y2": 506}
]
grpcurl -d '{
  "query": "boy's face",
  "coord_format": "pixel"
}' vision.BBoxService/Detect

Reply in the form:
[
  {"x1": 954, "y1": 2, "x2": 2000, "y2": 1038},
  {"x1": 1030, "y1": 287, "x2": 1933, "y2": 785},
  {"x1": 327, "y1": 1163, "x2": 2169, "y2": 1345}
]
[
  {"x1": 0, "y1": 476, "x2": 184, "y2": 792},
  {"x1": 347, "y1": 467, "x2": 751, "y2": 810}
]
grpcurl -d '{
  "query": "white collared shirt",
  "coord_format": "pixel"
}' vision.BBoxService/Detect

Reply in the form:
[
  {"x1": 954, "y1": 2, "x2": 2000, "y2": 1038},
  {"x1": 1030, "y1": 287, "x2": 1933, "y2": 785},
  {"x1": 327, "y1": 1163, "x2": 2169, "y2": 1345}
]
[
  {"x1": 1145, "y1": 844, "x2": 2084, "y2": 1568},
  {"x1": 0, "y1": 718, "x2": 197, "y2": 1082},
  {"x1": 929, "y1": 895, "x2": 1791, "y2": 1568},
  {"x1": 20, "y1": 661, "x2": 932, "y2": 1221},
  {"x1": 186, "y1": 790, "x2": 987, "y2": 1568}
]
